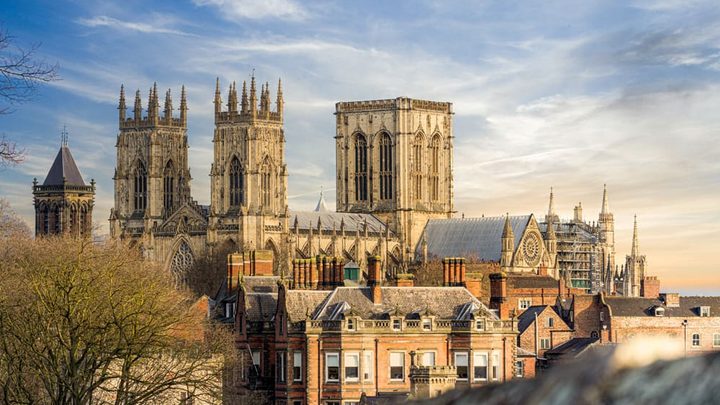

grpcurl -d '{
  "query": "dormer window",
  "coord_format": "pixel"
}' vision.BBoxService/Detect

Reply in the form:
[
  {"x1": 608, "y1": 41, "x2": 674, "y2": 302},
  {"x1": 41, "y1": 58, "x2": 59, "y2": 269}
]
[
  {"x1": 347, "y1": 318, "x2": 355, "y2": 330},
  {"x1": 654, "y1": 307, "x2": 665, "y2": 317},
  {"x1": 422, "y1": 319, "x2": 432, "y2": 331},
  {"x1": 700, "y1": 306, "x2": 711, "y2": 317},
  {"x1": 475, "y1": 319, "x2": 485, "y2": 331},
  {"x1": 392, "y1": 319, "x2": 401, "y2": 331}
]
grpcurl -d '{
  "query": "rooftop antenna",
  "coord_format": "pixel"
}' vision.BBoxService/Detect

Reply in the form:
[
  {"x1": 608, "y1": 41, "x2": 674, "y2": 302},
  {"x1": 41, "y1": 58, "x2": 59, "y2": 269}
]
[{"x1": 61, "y1": 125, "x2": 68, "y2": 147}]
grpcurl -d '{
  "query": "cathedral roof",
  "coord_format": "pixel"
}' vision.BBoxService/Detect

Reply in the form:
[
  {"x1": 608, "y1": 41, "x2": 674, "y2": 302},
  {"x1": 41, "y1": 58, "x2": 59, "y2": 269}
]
[
  {"x1": 43, "y1": 145, "x2": 86, "y2": 186},
  {"x1": 289, "y1": 211, "x2": 389, "y2": 234},
  {"x1": 419, "y1": 215, "x2": 531, "y2": 262}
]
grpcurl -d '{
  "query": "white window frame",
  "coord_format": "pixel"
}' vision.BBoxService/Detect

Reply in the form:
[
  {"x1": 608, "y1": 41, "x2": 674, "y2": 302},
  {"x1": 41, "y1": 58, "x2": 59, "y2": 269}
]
[
  {"x1": 714, "y1": 333, "x2": 720, "y2": 347},
  {"x1": 344, "y1": 352, "x2": 360, "y2": 382},
  {"x1": 389, "y1": 352, "x2": 405, "y2": 381},
  {"x1": 475, "y1": 319, "x2": 485, "y2": 331},
  {"x1": 419, "y1": 351, "x2": 436, "y2": 367},
  {"x1": 692, "y1": 333, "x2": 701, "y2": 347},
  {"x1": 454, "y1": 352, "x2": 469, "y2": 381},
  {"x1": 515, "y1": 360, "x2": 524, "y2": 378},
  {"x1": 518, "y1": 299, "x2": 531, "y2": 310},
  {"x1": 472, "y1": 352, "x2": 488, "y2": 381},
  {"x1": 293, "y1": 351, "x2": 302, "y2": 382},
  {"x1": 325, "y1": 352, "x2": 340, "y2": 382},
  {"x1": 347, "y1": 318, "x2": 355, "y2": 330},
  {"x1": 392, "y1": 319, "x2": 402, "y2": 331},
  {"x1": 422, "y1": 319, "x2": 432, "y2": 331},
  {"x1": 362, "y1": 351, "x2": 373, "y2": 381},
  {"x1": 252, "y1": 351, "x2": 261, "y2": 366},
  {"x1": 491, "y1": 352, "x2": 501, "y2": 381},
  {"x1": 277, "y1": 351, "x2": 286, "y2": 383},
  {"x1": 701, "y1": 306, "x2": 710, "y2": 317},
  {"x1": 540, "y1": 338, "x2": 551, "y2": 350}
]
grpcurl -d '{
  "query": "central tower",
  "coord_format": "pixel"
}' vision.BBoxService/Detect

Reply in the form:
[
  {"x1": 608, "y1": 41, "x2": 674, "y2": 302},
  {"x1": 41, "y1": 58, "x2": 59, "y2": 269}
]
[
  {"x1": 209, "y1": 76, "x2": 288, "y2": 251},
  {"x1": 335, "y1": 98, "x2": 454, "y2": 257}
]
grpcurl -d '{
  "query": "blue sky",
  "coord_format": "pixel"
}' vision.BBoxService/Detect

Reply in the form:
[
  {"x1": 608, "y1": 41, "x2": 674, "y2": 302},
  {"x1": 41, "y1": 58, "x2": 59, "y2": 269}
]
[{"x1": 1, "y1": 0, "x2": 719, "y2": 294}]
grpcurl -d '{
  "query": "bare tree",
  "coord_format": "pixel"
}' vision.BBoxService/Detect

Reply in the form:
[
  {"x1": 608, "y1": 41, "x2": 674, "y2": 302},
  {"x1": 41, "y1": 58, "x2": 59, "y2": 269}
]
[
  {"x1": 0, "y1": 236, "x2": 232, "y2": 404},
  {"x1": 0, "y1": 198, "x2": 30, "y2": 239},
  {"x1": 0, "y1": 26, "x2": 58, "y2": 166}
]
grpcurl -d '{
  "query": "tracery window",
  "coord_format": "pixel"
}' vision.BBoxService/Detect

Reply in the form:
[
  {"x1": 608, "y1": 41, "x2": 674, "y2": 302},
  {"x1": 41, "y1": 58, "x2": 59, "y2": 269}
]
[
  {"x1": 354, "y1": 134, "x2": 368, "y2": 201},
  {"x1": 79, "y1": 205, "x2": 87, "y2": 237},
  {"x1": 69, "y1": 204, "x2": 77, "y2": 235},
  {"x1": 379, "y1": 133, "x2": 393, "y2": 200},
  {"x1": 163, "y1": 160, "x2": 175, "y2": 215},
  {"x1": 170, "y1": 240, "x2": 194, "y2": 288},
  {"x1": 430, "y1": 135, "x2": 440, "y2": 201},
  {"x1": 229, "y1": 157, "x2": 244, "y2": 207},
  {"x1": 134, "y1": 162, "x2": 147, "y2": 211},
  {"x1": 261, "y1": 159, "x2": 272, "y2": 208},
  {"x1": 413, "y1": 135, "x2": 423, "y2": 200}
]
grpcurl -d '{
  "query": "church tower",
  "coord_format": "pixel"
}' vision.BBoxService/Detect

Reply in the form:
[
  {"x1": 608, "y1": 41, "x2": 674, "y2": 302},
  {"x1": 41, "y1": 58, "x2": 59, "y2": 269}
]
[
  {"x1": 110, "y1": 84, "x2": 191, "y2": 239},
  {"x1": 208, "y1": 76, "x2": 288, "y2": 251},
  {"x1": 334, "y1": 98, "x2": 454, "y2": 257},
  {"x1": 597, "y1": 184, "x2": 616, "y2": 291},
  {"x1": 33, "y1": 128, "x2": 95, "y2": 237},
  {"x1": 624, "y1": 215, "x2": 647, "y2": 296}
]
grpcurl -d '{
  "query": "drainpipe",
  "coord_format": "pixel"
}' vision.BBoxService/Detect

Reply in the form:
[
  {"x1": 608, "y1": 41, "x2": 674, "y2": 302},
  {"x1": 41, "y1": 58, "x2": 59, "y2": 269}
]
[{"x1": 375, "y1": 338, "x2": 379, "y2": 395}]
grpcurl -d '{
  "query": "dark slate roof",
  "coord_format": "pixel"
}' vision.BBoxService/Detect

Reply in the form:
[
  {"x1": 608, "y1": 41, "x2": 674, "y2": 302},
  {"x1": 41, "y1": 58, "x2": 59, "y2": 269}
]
[
  {"x1": 313, "y1": 286, "x2": 497, "y2": 321},
  {"x1": 245, "y1": 293, "x2": 278, "y2": 321},
  {"x1": 517, "y1": 306, "x2": 548, "y2": 333},
  {"x1": 509, "y1": 274, "x2": 559, "y2": 290},
  {"x1": 419, "y1": 215, "x2": 531, "y2": 261},
  {"x1": 285, "y1": 290, "x2": 332, "y2": 322},
  {"x1": 545, "y1": 337, "x2": 599, "y2": 357},
  {"x1": 215, "y1": 276, "x2": 281, "y2": 303},
  {"x1": 43, "y1": 146, "x2": 86, "y2": 186},
  {"x1": 289, "y1": 211, "x2": 388, "y2": 234},
  {"x1": 605, "y1": 296, "x2": 720, "y2": 317}
]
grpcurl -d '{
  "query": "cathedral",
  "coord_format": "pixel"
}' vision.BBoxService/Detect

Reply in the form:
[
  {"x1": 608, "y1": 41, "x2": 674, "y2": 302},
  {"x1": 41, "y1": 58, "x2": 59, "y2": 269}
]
[{"x1": 105, "y1": 75, "x2": 649, "y2": 296}]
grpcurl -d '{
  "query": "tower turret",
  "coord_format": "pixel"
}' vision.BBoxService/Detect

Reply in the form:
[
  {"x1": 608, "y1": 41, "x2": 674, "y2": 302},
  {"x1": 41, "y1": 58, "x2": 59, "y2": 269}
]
[
  {"x1": 133, "y1": 90, "x2": 142, "y2": 123},
  {"x1": 214, "y1": 77, "x2": 222, "y2": 118},
  {"x1": 276, "y1": 78, "x2": 283, "y2": 117},
  {"x1": 241, "y1": 80, "x2": 248, "y2": 113},
  {"x1": 180, "y1": 85, "x2": 187, "y2": 126},
  {"x1": 249, "y1": 75, "x2": 257, "y2": 116},
  {"x1": 500, "y1": 214, "x2": 514, "y2": 270},
  {"x1": 149, "y1": 82, "x2": 160, "y2": 125},
  {"x1": 164, "y1": 89, "x2": 173, "y2": 125},
  {"x1": 631, "y1": 214, "x2": 639, "y2": 257}
]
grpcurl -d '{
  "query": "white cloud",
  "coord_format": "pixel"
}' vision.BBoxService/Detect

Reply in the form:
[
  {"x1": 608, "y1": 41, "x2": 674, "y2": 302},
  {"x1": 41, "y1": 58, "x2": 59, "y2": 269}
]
[
  {"x1": 75, "y1": 15, "x2": 191, "y2": 36},
  {"x1": 192, "y1": 0, "x2": 309, "y2": 21}
]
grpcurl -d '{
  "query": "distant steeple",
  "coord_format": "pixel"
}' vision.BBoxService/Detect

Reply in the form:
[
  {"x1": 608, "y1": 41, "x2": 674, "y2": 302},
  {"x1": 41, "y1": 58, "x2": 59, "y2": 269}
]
[
  {"x1": 631, "y1": 215, "x2": 639, "y2": 257},
  {"x1": 43, "y1": 128, "x2": 85, "y2": 187},
  {"x1": 314, "y1": 188, "x2": 329, "y2": 212},
  {"x1": 601, "y1": 184, "x2": 610, "y2": 215},
  {"x1": 501, "y1": 213, "x2": 514, "y2": 269},
  {"x1": 118, "y1": 85, "x2": 126, "y2": 122},
  {"x1": 548, "y1": 187, "x2": 555, "y2": 218}
]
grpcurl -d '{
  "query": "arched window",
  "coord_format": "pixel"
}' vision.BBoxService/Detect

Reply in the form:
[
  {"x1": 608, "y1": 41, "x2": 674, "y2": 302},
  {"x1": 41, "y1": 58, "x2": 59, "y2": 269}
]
[
  {"x1": 170, "y1": 240, "x2": 194, "y2": 288},
  {"x1": 41, "y1": 204, "x2": 49, "y2": 234},
  {"x1": 413, "y1": 135, "x2": 424, "y2": 200},
  {"x1": 53, "y1": 205, "x2": 62, "y2": 234},
  {"x1": 79, "y1": 204, "x2": 87, "y2": 237},
  {"x1": 261, "y1": 158, "x2": 272, "y2": 208},
  {"x1": 134, "y1": 162, "x2": 147, "y2": 211},
  {"x1": 430, "y1": 135, "x2": 440, "y2": 201},
  {"x1": 379, "y1": 133, "x2": 393, "y2": 200},
  {"x1": 354, "y1": 134, "x2": 368, "y2": 201},
  {"x1": 229, "y1": 157, "x2": 244, "y2": 207},
  {"x1": 69, "y1": 204, "x2": 77, "y2": 235},
  {"x1": 163, "y1": 160, "x2": 175, "y2": 215}
]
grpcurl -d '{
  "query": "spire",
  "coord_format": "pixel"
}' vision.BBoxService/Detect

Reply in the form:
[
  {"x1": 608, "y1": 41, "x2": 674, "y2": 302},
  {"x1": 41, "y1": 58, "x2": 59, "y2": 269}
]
[
  {"x1": 118, "y1": 85, "x2": 126, "y2": 122},
  {"x1": 214, "y1": 77, "x2": 222, "y2": 117},
  {"x1": 133, "y1": 89, "x2": 142, "y2": 122},
  {"x1": 164, "y1": 89, "x2": 173, "y2": 124},
  {"x1": 502, "y1": 213, "x2": 514, "y2": 239},
  {"x1": 43, "y1": 130, "x2": 86, "y2": 187},
  {"x1": 180, "y1": 85, "x2": 187, "y2": 126},
  {"x1": 314, "y1": 188, "x2": 329, "y2": 212},
  {"x1": 631, "y1": 215, "x2": 639, "y2": 257},
  {"x1": 276, "y1": 78, "x2": 283, "y2": 116},
  {"x1": 250, "y1": 74, "x2": 257, "y2": 115},
  {"x1": 241, "y1": 80, "x2": 248, "y2": 113},
  {"x1": 151, "y1": 82, "x2": 159, "y2": 123},
  {"x1": 601, "y1": 184, "x2": 610, "y2": 215},
  {"x1": 546, "y1": 216, "x2": 556, "y2": 240}
]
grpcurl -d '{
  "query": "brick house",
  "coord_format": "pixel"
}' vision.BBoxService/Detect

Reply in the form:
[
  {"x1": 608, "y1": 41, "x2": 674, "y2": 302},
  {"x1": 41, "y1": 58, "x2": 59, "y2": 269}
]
[
  {"x1": 517, "y1": 306, "x2": 573, "y2": 360},
  {"x1": 217, "y1": 256, "x2": 519, "y2": 404}
]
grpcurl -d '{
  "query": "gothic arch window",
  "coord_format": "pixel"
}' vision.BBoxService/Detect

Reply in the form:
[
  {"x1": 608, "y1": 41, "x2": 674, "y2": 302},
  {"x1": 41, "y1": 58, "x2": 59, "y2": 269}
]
[
  {"x1": 229, "y1": 157, "x2": 244, "y2": 207},
  {"x1": 260, "y1": 157, "x2": 272, "y2": 208},
  {"x1": 170, "y1": 240, "x2": 194, "y2": 288},
  {"x1": 430, "y1": 135, "x2": 440, "y2": 201},
  {"x1": 354, "y1": 133, "x2": 368, "y2": 201},
  {"x1": 413, "y1": 134, "x2": 424, "y2": 200},
  {"x1": 40, "y1": 203, "x2": 49, "y2": 234},
  {"x1": 379, "y1": 132, "x2": 393, "y2": 200},
  {"x1": 69, "y1": 204, "x2": 77, "y2": 235},
  {"x1": 163, "y1": 160, "x2": 175, "y2": 215},
  {"x1": 79, "y1": 204, "x2": 88, "y2": 237},
  {"x1": 134, "y1": 161, "x2": 147, "y2": 211}
]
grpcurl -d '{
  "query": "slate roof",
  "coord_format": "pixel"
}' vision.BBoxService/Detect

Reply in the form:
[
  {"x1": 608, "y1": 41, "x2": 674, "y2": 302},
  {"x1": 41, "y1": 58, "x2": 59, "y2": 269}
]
[
  {"x1": 517, "y1": 306, "x2": 548, "y2": 333},
  {"x1": 509, "y1": 274, "x2": 559, "y2": 290},
  {"x1": 289, "y1": 210, "x2": 389, "y2": 234},
  {"x1": 545, "y1": 337, "x2": 599, "y2": 357},
  {"x1": 245, "y1": 293, "x2": 278, "y2": 321},
  {"x1": 215, "y1": 276, "x2": 281, "y2": 303},
  {"x1": 43, "y1": 145, "x2": 86, "y2": 186},
  {"x1": 605, "y1": 296, "x2": 720, "y2": 317},
  {"x1": 419, "y1": 215, "x2": 531, "y2": 261},
  {"x1": 285, "y1": 290, "x2": 332, "y2": 322},
  {"x1": 313, "y1": 286, "x2": 497, "y2": 321}
]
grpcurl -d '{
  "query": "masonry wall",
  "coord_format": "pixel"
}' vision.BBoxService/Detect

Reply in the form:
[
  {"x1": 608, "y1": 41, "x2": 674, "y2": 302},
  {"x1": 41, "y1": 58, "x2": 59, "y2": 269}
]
[
  {"x1": 518, "y1": 310, "x2": 573, "y2": 358},
  {"x1": 610, "y1": 316, "x2": 720, "y2": 354}
]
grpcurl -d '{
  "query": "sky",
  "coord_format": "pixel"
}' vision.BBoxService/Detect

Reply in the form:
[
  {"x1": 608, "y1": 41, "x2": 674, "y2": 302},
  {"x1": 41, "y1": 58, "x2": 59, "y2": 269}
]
[{"x1": 0, "y1": 0, "x2": 718, "y2": 295}]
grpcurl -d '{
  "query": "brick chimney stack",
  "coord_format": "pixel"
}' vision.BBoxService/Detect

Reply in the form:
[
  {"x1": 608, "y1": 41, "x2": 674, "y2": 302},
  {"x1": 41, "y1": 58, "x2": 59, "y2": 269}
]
[
  {"x1": 489, "y1": 272, "x2": 509, "y2": 319},
  {"x1": 368, "y1": 255, "x2": 383, "y2": 304},
  {"x1": 227, "y1": 253, "x2": 242, "y2": 293}
]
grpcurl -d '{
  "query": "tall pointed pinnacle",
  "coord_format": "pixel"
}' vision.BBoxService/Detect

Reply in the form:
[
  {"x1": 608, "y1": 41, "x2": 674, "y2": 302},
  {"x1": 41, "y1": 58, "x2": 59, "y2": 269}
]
[
  {"x1": 133, "y1": 89, "x2": 142, "y2": 122},
  {"x1": 631, "y1": 214, "x2": 639, "y2": 257},
  {"x1": 601, "y1": 183, "x2": 610, "y2": 215},
  {"x1": 61, "y1": 125, "x2": 68, "y2": 147},
  {"x1": 249, "y1": 73, "x2": 257, "y2": 114},
  {"x1": 276, "y1": 77, "x2": 283, "y2": 115},
  {"x1": 152, "y1": 82, "x2": 159, "y2": 121},
  {"x1": 214, "y1": 77, "x2": 222, "y2": 117},
  {"x1": 548, "y1": 187, "x2": 555, "y2": 218},
  {"x1": 164, "y1": 89, "x2": 173, "y2": 124},
  {"x1": 118, "y1": 85, "x2": 126, "y2": 122},
  {"x1": 241, "y1": 80, "x2": 248, "y2": 113},
  {"x1": 546, "y1": 215, "x2": 556, "y2": 240},
  {"x1": 180, "y1": 85, "x2": 187, "y2": 126},
  {"x1": 502, "y1": 213, "x2": 514, "y2": 239}
]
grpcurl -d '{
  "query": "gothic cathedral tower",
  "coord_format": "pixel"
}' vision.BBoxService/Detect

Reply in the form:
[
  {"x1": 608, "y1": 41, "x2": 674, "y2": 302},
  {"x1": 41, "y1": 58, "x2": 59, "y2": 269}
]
[
  {"x1": 110, "y1": 84, "x2": 191, "y2": 240},
  {"x1": 208, "y1": 76, "x2": 288, "y2": 252},
  {"x1": 334, "y1": 98, "x2": 454, "y2": 258},
  {"x1": 33, "y1": 129, "x2": 95, "y2": 237},
  {"x1": 598, "y1": 184, "x2": 616, "y2": 293}
]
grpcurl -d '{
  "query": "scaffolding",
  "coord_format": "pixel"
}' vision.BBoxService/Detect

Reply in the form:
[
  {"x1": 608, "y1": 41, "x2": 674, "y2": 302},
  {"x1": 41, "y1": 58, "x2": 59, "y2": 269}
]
[{"x1": 543, "y1": 220, "x2": 602, "y2": 294}]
